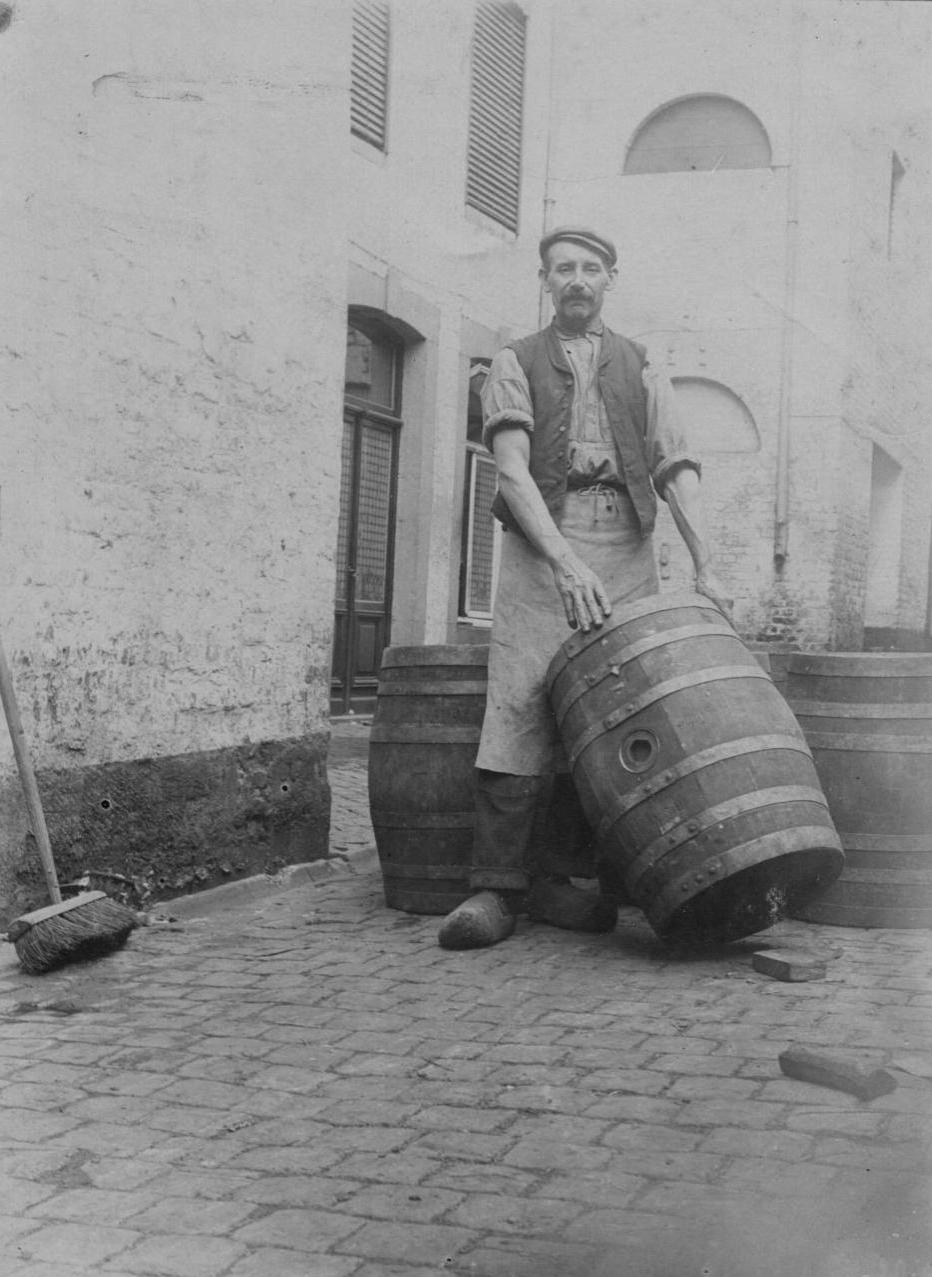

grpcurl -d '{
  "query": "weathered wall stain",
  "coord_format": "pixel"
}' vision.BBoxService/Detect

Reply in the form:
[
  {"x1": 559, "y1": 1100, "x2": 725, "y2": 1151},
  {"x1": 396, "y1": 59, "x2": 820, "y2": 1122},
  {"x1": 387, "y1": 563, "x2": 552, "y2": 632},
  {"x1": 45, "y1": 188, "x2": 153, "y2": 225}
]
[{"x1": 1, "y1": 734, "x2": 330, "y2": 925}]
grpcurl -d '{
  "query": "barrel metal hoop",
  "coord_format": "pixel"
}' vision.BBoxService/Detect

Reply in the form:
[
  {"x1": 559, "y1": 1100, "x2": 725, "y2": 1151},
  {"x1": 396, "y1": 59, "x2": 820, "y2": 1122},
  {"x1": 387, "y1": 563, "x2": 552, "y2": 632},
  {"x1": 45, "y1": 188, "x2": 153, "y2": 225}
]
[
  {"x1": 371, "y1": 811, "x2": 475, "y2": 829},
  {"x1": 801, "y1": 731, "x2": 932, "y2": 754},
  {"x1": 551, "y1": 620, "x2": 740, "y2": 726},
  {"x1": 789, "y1": 653, "x2": 932, "y2": 677},
  {"x1": 552, "y1": 591, "x2": 725, "y2": 667},
  {"x1": 789, "y1": 700, "x2": 932, "y2": 720},
  {"x1": 379, "y1": 646, "x2": 489, "y2": 668},
  {"x1": 624, "y1": 785, "x2": 830, "y2": 883},
  {"x1": 380, "y1": 864, "x2": 472, "y2": 880},
  {"x1": 840, "y1": 833, "x2": 932, "y2": 852},
  {"x1": 649, "y1": 824, "x2": 843, "y2": 922},
  {"x1": 569, "y1": 665, "x2": 773, "y2": 768},
  {"x1": 376, "y1": 680, "x2": 488, "y2": 697},
  {"x1": 370, "y1": 725, "x2": 482, "y2": 744},
  {"x1": 594, "y1": 733, "x2": 812, "y2": 842}
]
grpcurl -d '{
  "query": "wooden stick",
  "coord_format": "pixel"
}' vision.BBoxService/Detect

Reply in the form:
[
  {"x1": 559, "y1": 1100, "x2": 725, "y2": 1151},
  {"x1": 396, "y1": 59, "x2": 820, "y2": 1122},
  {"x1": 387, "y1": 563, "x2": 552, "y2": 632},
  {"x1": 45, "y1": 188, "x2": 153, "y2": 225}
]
[{"x1": 0, "y1": 636, "x2": 62, "y2": 903}]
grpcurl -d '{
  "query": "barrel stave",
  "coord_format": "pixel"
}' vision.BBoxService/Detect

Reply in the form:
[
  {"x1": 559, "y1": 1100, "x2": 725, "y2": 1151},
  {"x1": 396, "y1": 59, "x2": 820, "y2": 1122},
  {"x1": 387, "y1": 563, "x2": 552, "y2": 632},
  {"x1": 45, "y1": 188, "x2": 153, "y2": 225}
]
[
  {"x1": 788, "y1": 651, "x2": 932, "y2": 928},
  {"x1": 548, "y1": 594, "x2": 842, "y2": 943},
  {"x1": 368, "y1": 646, "x2": 487, "y2": 914}
]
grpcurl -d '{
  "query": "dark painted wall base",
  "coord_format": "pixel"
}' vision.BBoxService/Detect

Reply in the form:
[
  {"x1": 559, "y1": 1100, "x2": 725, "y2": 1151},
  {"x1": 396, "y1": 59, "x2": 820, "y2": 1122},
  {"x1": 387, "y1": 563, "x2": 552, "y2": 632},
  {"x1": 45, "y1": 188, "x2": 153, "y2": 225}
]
[{"x1": 2, "y1": 734, "x2": 330, "y2": 926}]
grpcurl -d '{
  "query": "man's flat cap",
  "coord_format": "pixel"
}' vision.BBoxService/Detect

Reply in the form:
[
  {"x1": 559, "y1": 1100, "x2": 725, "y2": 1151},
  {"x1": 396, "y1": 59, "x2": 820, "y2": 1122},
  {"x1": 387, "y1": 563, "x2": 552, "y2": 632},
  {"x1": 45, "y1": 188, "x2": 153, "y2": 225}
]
[{"x1": 539, "y1": 226, "x2": 617, "y2": 268}]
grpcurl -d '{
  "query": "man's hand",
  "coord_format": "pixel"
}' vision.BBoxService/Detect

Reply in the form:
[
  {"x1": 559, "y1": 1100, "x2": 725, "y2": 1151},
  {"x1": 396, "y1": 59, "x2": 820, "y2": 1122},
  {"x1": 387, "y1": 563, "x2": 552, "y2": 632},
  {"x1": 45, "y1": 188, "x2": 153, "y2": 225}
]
[
  {"x1": 695, "y1": 568, "x2": 734, "y2": 621},
  {"x1": 551, "y1": 549, "x2": 612, "y2": 632}
]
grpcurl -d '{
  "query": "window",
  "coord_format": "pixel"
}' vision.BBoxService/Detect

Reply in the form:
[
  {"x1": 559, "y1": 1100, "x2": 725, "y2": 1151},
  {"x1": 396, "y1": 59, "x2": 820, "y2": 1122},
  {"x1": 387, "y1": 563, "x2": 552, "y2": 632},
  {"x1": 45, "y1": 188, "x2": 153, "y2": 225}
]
[
  {"x1": 345, "y1": 322, "x2": 398, "y2": 410},
  {"x1": 466, "y1": 1, "x2": 527, "y2": 231},
  {"x1": 351, "y1": 0, "x2": 390, "y2": 150},
  {"x1": 624, "y1": 95, "x2": 771, "y2": 174},
  {"x1": 670, "y1": 378, "x2": 760, "y2": 453},
  {"x1": 460, "y1": 362, "x2": 501, "y2": 620}
]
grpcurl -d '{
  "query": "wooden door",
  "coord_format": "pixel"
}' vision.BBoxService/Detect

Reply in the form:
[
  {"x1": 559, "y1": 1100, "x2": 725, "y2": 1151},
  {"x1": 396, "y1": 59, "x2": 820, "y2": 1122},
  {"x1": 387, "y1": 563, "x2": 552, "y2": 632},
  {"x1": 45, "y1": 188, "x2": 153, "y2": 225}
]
[{"x1": 331, "y1": 406, "x2": 400, "y2": 714}]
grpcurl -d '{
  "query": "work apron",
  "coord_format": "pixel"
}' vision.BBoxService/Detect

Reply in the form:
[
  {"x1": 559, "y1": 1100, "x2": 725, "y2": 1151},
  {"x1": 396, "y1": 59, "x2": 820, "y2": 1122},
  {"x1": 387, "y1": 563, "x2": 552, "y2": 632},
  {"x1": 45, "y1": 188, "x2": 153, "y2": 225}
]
[{"x1": 475, "y1": 486, "x2": 659, "y2": 777}]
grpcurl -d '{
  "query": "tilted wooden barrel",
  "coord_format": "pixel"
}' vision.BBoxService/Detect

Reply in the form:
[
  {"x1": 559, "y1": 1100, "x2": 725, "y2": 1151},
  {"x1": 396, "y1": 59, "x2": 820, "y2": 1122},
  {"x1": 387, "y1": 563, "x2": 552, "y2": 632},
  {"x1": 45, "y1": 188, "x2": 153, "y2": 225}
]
[
  {"x1": 787, "y1": 652, "x2": 932, "y2": 928},
  {"x1": 546, "y1": 592, "x2": 844, "y2": 944},
  {"x1": 368, "y1": 645, "x2": 487, "y2": 914}
]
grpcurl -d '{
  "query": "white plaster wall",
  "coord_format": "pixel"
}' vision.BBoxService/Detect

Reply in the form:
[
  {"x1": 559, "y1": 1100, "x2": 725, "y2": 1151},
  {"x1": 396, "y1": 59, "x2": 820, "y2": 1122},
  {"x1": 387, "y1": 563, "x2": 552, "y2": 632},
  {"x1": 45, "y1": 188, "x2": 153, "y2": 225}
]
[
  {"x1": 541, "y1": 0, "x2": 932, "y2": 647},
  {"x1": 0, "y1": 0, "x2": 350, "y2": 769},
  {"x1": 538, "y1": 0, "x2": 794, "y2": 633}
]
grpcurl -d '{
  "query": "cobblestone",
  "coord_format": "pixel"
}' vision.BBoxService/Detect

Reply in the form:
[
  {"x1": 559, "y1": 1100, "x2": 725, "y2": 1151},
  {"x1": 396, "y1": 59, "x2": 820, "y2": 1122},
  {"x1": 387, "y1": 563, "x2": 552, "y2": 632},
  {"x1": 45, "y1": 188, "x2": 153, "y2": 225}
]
[{"x1": 0, "y1": 720, "x2": 930, "y2": 1275}]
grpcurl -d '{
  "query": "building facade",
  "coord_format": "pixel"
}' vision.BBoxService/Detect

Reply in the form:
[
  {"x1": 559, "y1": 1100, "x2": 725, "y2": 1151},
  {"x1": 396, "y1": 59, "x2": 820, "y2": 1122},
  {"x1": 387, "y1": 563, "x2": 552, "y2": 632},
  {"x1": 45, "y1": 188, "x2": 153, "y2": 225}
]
[
  {"x1": 0, "y1": 0, "x2": 352, "y2": 917},
  {"x1": 1, "y1": 0, "x2": 929, "y2": 918}
]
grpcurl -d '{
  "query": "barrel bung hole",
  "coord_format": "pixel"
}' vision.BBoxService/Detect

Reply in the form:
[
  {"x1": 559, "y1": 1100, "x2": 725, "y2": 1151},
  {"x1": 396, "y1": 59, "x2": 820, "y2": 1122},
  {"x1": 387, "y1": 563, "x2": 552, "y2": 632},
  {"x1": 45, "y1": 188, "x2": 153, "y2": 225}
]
[{"x1": 619, "y1": 729, "x2": 658, "y2": 773}]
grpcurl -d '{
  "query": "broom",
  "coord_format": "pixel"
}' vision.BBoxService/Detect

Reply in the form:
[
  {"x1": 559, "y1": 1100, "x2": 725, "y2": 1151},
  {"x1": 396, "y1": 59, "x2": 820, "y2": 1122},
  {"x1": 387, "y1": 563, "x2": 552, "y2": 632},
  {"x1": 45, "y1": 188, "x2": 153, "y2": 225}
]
[{"x1": 1, "y1": 634, "x2": 137, "y2": 974}]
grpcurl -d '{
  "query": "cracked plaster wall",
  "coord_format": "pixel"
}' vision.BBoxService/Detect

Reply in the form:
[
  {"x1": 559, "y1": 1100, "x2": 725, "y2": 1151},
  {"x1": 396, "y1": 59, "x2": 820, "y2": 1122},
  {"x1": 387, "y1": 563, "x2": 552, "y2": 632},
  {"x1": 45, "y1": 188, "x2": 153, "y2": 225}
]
[{"x1": 0, "y1": 0, "x2": 350, "y2": 916}]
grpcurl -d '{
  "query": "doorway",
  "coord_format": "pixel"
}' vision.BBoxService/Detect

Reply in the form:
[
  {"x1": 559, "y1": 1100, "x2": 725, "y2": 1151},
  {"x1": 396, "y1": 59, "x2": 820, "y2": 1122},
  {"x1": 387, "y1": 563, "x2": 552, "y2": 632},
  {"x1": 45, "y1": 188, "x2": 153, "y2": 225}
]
[{"x1": 331, "y1": 317, "x2": 402, "y2": 714}]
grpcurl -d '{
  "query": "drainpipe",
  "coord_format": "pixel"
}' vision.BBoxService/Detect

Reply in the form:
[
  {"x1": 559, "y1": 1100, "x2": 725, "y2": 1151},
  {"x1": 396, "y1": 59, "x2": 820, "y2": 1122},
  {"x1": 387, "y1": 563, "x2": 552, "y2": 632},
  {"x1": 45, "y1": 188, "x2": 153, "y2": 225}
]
[
  {"x1": 538, "y1": 8, "x2": 557, "y2": 330},
  {"x1": 925, "y1": 510, "x2": 932, "y2": 646},
  {"x1": 774, "y1": 3, "x2": 805, "y2": 570}
]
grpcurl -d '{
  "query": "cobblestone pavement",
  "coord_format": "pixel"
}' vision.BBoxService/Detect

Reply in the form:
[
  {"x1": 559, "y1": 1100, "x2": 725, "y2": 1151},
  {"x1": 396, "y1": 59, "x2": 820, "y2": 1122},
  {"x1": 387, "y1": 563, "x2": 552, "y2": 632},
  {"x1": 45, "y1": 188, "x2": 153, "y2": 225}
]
[{"x1": 1, "y1": 720, "x2": 931, "y2": 1277}]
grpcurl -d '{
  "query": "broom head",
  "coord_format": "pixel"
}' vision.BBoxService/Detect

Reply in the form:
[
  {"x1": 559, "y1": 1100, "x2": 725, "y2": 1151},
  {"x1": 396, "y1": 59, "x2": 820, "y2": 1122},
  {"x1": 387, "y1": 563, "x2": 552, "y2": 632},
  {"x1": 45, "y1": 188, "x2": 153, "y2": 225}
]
[{"x1": 7, "y1": 891, "x2": 138, "y2": 974}]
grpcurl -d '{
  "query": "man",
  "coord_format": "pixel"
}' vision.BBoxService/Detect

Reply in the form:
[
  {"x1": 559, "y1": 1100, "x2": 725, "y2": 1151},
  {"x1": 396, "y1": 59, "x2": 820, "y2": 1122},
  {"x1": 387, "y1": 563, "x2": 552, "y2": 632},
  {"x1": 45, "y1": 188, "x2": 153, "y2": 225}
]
[{"x1": 439, "y1": 226, "x2": 730, "y2": 950}]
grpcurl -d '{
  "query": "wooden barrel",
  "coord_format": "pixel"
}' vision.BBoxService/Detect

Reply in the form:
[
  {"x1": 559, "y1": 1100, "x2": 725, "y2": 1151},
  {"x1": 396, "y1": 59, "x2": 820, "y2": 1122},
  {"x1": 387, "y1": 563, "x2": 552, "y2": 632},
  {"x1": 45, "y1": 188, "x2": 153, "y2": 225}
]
[
  {"x1": 787, "y1": 652, "x2": 932, "y2": 928},
  {"x1": 546, "y1": 591, "x2": 843, "y2": 944},
  {"x1": 747, "y1": 644, "x2": 794, "y2": 701},
  {"x1": 368, "y1": 645, "x2": 487, "y2": 914}
]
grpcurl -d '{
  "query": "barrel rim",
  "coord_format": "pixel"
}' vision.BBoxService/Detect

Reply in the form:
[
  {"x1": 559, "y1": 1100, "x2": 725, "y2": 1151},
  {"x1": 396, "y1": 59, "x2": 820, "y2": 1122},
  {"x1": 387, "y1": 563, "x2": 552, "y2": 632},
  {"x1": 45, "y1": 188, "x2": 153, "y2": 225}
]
[
  {"x1": 788, "y1": 699, "x2": 932, "y2": 719},
  {"x1": 789, "y1": 652, "x2": 932, "y2": 676},
  {"x1": 549, "y1": 590, "x2": 728, "y2": 673},
  {"x1": 379, "y1": 645, "x2": 490, "y2": 668},
  {"x1": 548, "y1": 617, "x2": 741, "y2": 718}
]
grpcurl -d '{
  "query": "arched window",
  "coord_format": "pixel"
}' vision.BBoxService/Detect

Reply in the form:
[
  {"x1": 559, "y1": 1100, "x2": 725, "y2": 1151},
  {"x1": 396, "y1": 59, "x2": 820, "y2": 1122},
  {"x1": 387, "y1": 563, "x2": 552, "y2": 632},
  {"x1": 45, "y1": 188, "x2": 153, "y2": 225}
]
[
  {"x1": 625, "y1": 95, "x2": 771, "y2": 174},
  {"x1": 672, "y1": 378, "x2": 760, "y2": 452}
]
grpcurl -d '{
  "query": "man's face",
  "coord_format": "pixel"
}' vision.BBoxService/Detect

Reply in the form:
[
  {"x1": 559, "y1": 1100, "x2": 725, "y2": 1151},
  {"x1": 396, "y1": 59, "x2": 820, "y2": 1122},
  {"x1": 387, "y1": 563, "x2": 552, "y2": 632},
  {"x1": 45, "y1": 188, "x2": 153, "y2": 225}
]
[{"x1": 540, "y1": 240, "x2": 617, "y2": 332}]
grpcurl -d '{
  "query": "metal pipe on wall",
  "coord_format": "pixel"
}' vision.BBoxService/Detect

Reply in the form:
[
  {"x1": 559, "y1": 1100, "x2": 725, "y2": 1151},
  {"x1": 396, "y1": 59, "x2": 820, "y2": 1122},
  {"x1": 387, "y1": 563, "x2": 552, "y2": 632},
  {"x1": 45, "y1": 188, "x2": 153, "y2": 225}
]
[
  {"x1": 538, "y1": 8, "x2": 557, "y2": 330},
  {"x1": 774, "y1": 3, "x2": 805, "y2": 570}
]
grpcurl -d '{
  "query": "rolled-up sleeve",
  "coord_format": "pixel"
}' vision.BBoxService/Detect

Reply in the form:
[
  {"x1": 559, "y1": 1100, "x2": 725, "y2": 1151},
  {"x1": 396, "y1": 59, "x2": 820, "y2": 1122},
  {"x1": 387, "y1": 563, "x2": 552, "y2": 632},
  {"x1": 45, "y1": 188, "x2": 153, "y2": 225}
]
[
  {"x1": 643, "y1": 360, "x2": 702, "y2": 496},
  {"x1": 480, "y1": 348, "x2": 535, "y2": 449}
]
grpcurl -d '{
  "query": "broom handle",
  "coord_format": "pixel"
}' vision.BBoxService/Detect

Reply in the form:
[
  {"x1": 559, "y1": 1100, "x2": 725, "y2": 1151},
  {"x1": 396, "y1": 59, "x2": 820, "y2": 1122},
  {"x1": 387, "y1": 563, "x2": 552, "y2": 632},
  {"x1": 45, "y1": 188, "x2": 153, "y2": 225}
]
[{"x1": 0, "y1": 637, "x2": 62, "y2": 903}]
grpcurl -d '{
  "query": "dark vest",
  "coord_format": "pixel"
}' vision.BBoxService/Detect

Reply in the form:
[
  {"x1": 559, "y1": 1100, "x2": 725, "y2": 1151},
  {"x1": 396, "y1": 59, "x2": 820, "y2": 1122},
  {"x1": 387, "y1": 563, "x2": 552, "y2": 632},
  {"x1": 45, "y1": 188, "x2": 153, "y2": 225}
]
[{"x1": 490, "y1": 323, "x2": 657, "y2": 539}]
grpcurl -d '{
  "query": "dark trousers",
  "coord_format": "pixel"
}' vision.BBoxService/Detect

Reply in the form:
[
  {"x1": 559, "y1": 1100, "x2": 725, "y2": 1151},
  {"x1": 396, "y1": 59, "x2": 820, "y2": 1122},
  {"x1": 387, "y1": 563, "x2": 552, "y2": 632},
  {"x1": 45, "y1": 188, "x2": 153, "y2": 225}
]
[{"x1": 469, "y1": 769, "x2": 597, "y2": 893}]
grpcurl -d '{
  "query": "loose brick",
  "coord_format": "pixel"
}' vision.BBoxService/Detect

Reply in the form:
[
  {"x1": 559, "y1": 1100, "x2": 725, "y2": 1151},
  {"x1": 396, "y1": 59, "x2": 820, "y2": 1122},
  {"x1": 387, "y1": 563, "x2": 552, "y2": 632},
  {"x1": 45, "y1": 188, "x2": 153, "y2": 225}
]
[
  {"x1": 778, "y1": 1046, "x2": 897, "y2": 1100},
  {"x1": 752, "y1": 950, "x2": 827, "y2": 981}
]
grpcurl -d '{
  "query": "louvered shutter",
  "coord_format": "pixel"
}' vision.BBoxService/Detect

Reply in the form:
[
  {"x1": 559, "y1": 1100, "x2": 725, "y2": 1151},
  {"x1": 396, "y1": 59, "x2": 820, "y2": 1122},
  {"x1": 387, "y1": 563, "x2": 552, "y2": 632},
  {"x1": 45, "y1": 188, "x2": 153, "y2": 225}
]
[
  {"x1": 351, "y1": 1, "x2": 390, "y2": 150},
  {"x1": 466, "y1": 2, "x2": 526, "y2": 232},
  {"x1": 463, "y1": 449, "x2": 501, "y2": 618}
]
